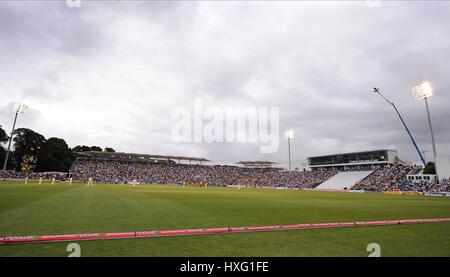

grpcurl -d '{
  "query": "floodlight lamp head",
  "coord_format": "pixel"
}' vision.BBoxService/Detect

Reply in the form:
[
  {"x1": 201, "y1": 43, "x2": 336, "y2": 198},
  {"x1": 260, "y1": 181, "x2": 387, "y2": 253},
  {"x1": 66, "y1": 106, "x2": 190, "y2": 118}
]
[
  {"x1": 17, "y1": 104, "x2": 28, "y2": 114},
  {"x1": 284, "y1": 130, "x2": 294, "y2": 139},
  {"x1": 412, "y1": 82, "x2": 433, "y2": 100}
]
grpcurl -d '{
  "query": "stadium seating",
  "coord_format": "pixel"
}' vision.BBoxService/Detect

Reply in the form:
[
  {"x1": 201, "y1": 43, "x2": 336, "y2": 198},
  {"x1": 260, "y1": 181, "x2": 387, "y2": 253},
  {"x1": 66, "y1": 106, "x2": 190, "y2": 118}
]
[
  {"x1": 315, "y1": 171, "x2": 373, "y2": 190},
  {"x1": 68, "y1": 159, "x2": 338, "y2": 188},
  {"x1": 2, "y1": 161, "x2": 448, "y2": 193},
  {"x1": 352, "y1": 164, "x2": 413, "y2": 191}
]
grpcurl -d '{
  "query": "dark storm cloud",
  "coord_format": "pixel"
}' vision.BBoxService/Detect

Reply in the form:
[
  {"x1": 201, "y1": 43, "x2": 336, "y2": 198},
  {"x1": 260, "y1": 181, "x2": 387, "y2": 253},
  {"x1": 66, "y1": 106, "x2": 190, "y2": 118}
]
[{"x1": 0, "y1": 1, "x2": 449, "y2": 167}]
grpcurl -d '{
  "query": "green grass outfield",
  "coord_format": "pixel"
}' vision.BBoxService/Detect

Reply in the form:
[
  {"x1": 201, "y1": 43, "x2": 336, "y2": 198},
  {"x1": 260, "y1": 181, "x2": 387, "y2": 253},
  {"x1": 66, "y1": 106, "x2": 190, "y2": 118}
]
[{"x1": 0, "y1": 181, "x2": 449, "y2": 256}]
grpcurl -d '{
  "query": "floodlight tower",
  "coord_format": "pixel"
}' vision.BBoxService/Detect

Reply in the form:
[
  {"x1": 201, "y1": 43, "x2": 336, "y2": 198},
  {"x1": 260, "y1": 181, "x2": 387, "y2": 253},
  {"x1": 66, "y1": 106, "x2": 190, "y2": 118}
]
[
  {"x1": 2, "y1": 104, "x2": 27, "y2": 171},
  {"x1": 373, "y1": 88, "x2": 426, "y2": 167},
  {"x1": 412, "y1": 81, "x2": 438, "y2": 181},
  {"x1": 283, "y1": 130, "x2": 294, "y2": 171}
]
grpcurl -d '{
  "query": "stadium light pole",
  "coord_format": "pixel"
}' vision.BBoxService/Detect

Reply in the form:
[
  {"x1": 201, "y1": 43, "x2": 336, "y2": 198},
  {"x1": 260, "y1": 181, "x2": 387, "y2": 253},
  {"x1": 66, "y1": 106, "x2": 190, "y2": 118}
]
[
  {"x1": 283, "y1": 130, "x2": 294, "y2": 171},
  {"x1": 2, "y1": 104, "x2": 27, "y2": 171},
  {"x1": 373, "y1": 88, "x2": 426, "y2": 167},
  {"x1": 412, "y1": 82, "x2": 438, "y2": 181}
]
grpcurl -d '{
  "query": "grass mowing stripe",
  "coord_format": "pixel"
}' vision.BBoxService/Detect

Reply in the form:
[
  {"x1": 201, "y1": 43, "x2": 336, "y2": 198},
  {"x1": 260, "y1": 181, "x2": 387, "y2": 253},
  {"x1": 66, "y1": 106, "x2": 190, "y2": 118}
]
[{"x1": 0, "y1": 182, "x2": 449, "y2": 256}]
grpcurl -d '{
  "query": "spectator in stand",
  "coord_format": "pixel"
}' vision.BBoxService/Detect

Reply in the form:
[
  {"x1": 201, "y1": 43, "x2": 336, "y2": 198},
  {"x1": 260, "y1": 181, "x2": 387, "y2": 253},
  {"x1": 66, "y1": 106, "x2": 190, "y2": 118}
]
[
  {"x1": 0, "y1": 170, "x2": 64, "y2": 181},
  {"x1": 68, "y1": 159, "x2": 338, "y2": 189},
  {"x1": 4, "y1": 159, "x2": 448, "y2": 193},
  {"x1": 352, "y1": 164, "x2": 450, "y2": 193},
  {"x1": 352, "y1": 164, "x2": 412, "y2": 191}
]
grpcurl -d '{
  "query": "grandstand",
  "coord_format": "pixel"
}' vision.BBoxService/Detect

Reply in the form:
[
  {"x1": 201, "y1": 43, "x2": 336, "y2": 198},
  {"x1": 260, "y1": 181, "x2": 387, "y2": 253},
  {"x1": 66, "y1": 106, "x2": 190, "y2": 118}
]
[
  {"x1": 236, "y1": 161, "x2": 277, "y2": 168},
  {"x1": 307, "y1": 149, "x2": 407, "y2": 191},
  {"x1": 1, "y1": 149, "x2": 449, "y2": 194},
  {"x1": 308, "y1": 149, "x2": 399, "y2": 171},
  {"x1": 75, "y1": 151, "x2": 210, "y2": 164},
  {"x1": 67, "y1": 152, "x2": 337, "y2": 188}
]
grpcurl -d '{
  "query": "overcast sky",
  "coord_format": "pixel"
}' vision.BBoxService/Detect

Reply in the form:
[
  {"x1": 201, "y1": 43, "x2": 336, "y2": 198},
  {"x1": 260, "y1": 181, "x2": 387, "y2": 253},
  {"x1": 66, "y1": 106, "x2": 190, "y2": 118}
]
[{"x1": 0, "y1": 1, "x2": 449, "y2": 167}]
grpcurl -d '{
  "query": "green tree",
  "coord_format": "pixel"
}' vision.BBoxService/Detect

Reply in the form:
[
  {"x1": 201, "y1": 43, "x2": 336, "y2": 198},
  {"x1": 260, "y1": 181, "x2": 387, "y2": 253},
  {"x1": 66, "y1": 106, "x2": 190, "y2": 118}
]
[
  {"x1": 0, "y1": 125, "x2": 8, "y2": 144},
  {"x1": 36, "y1": 137, "x2": 74, "y2": 172},
  {"x1": 423, "y1": 162, "x2": 436, "y2": 175},
  {"x1": 104, "y1": 147, "x2": 115, "y2": 153},
  {"x1": 72, "y1": 145, "x2": 103, "y2": 152},
  {"x1": 0, "y1": 125, "x2": 8, "y2": 169},
  {"x1": 72, "y1": 145, "x2": 92, "y2": 152},
  {"x1": 12, "y1": 128, "x2": 46, "y2": 171},
  {"x1": 90, "y1": 146, "x2": 102, "y2": 152}
]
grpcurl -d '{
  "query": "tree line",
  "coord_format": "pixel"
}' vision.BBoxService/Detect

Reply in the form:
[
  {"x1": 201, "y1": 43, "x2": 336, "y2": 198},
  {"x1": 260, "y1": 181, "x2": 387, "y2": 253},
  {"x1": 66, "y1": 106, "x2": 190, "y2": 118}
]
[{"x1": 0, "y1": 125, "x2": 115, "y2": 172}]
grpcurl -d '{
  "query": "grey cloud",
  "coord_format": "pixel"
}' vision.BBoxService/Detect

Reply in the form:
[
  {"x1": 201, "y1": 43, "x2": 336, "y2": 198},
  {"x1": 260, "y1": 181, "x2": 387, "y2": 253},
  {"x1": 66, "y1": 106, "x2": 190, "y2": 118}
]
[{"x1": 0, "y1": 1, "x2": 449, "y2": 167}]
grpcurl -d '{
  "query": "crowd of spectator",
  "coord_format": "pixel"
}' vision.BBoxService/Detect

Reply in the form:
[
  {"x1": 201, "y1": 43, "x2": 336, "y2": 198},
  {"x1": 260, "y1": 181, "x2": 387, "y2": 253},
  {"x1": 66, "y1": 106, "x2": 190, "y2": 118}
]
[
  {"x1": 69, "y1": 159, "x2": 338, "y2": 188},
  {"x1": 3, "y1": 159, "x2": 449, "y2": 193},
  {"x1": 247, "y1": 168, "x2": 338, "y2": 188},
  {"x1": 397, "y1": 178, "x2": 450, "y2": 193},
  {"x1": 352, "y1": 164, "x2": 450, "y2": 193},
  {"x1": 431, "y1": 179, "x2": 450, "y2": 193},
  {"x1": 0, "y1": 170, "x2": 65, "y2": 180},
  {"x1": 352, "y1": 164, "x2": 415, "y2": 191},
  {"x1": 398, "y1": 180, "x2": 434, "y2": 192}
]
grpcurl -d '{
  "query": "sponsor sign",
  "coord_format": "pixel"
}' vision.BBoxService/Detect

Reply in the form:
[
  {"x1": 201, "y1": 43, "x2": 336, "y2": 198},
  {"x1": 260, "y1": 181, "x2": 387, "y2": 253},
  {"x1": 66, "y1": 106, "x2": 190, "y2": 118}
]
[
  {"x1": 1, "y1": 218, "x2": 450, "y2": 244},
  {"x1": 424, "y1": 192, "x2": 447, "y2": 197}
]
